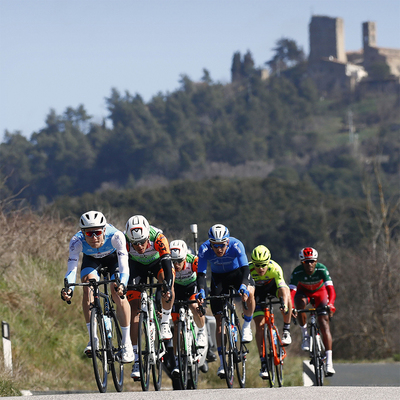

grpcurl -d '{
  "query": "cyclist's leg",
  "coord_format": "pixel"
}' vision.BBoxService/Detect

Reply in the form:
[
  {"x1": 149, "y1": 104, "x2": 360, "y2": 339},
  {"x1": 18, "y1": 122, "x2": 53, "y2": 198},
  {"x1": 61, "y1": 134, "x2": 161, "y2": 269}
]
[
  {"x1": 294, "y1": 291, "x2": 310, "y2": 350},
  {"x1": 278, "y1": 286, "x2": 292, "y2": 345},
  {"x1": 156, "y1": 263, "x2": 175, "y2": 340}
]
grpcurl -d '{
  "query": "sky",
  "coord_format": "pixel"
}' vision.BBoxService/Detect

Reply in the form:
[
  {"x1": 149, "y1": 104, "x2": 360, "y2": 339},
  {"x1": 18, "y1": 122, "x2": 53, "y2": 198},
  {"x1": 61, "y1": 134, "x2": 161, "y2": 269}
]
[{"x1": 1, "y1": 0, "x2": 399, "y2": 142}]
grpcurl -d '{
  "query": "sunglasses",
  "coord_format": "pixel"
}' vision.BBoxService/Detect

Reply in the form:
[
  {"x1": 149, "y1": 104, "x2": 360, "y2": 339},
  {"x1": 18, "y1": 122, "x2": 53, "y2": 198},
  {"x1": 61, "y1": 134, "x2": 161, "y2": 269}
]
[
  {"x1": 254, "y1": 262, "x2": 268, "y2": 268},
  {"x1": 172, "y1": 258, "x2": 185, "y2": 264},
  {"x1": 84, "y1": 229, "x2": 104, "y2": 238},
  {"x1": 131, "y1": 238, "x2": 148, "y2": 246},
  {"x1": 211, "y1": 242, "x2": 227, "y2": 248},
  {"x1": 303, "y1": 260, "x2": 316, "y2": 264}
]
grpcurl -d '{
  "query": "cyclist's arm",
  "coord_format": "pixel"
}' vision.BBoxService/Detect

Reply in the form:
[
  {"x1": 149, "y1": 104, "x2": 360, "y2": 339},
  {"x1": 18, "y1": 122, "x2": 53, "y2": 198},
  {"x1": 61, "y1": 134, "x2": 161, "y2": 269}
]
[
  {"x1": 111, "y1": 230, "x2": 129, "y2": 287},
  {"x1": 65, "y1": 235, "x2": 82, "y2": 288},
  {"x1": 154, "y1": 233, "x2": 174, "y2": 289},
  {"x1": 326, "y1": 282, "x2": 336, "y2": 314}
]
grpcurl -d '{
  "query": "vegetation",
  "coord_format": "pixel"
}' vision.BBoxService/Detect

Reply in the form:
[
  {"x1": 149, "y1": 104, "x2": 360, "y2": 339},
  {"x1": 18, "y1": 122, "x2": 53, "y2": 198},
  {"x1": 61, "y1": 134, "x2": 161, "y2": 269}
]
[{"x1": 0, "y1": 41, "x2": 399, "y2": 392}]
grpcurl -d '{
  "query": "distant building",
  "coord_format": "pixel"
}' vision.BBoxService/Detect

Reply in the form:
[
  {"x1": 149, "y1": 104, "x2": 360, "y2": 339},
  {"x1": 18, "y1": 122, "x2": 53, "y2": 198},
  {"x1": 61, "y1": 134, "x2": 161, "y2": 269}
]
[{"x1": 307, "y1": 16, "x2": 400, "y2": 95}]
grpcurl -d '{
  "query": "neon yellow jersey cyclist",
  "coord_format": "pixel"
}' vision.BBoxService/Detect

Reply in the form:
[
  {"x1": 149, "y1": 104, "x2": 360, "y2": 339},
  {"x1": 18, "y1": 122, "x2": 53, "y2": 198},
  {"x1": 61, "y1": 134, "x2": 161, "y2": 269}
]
[{"x1": 249, "y1": 245, "x2": 293, "y2": 380}]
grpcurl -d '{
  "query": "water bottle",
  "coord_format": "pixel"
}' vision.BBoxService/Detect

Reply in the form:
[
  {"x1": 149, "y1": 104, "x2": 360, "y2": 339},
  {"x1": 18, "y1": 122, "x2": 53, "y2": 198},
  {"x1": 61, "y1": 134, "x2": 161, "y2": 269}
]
[
  {"x1": 231, "y1": 324, "x2": 238, "y2": 342},
  {"x1": 272, "y1": 329, "x2": 278, "y2": 346},
  {"x1": 104, "y1": 315, "x2": 112, "y2": 338}
]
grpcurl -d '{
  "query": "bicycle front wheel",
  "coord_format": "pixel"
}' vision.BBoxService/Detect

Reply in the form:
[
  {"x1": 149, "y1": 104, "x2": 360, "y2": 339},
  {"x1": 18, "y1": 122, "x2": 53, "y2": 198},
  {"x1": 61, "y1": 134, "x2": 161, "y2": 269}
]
[
  {"x1": 138, "y1": 311, "x2": 151, "y2": 391},
  {"x1": 109, "y1": 311, "x2": 124, "y2": 392},
  {"x1": 234, "y1": 319, "x2": 246, "y2": 388},
  {"x1": 187, "y1": 326, "x2": 199, "y2": 389},
  {"x1": 310, "y1": 325, "x2": 322, "y2": 386},
  {"x1": 90, "y1": 308, "x2": 108, "y2": 393},
  {"x1": 274, "y1": 328, "x2": 283, "y2": 387},
  {"x1": 316, "y1": 332, "x2": 325, "y2": 386},
  {"x1": 152, "y1": 313, "x2": 163, "y2": 391},
  {"x1": 264, "y1": 326, "x2": 275, "y2": 388},
  {"x1": 176, "y1": 320, "x2": 188, "y2": 389},
  {"x1": 221, "y1": 316, "x2": 234, "y2": 388}
]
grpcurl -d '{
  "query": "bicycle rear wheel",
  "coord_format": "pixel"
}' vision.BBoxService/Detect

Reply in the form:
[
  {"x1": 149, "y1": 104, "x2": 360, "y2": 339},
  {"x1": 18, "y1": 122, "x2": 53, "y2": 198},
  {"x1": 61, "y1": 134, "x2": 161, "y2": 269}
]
[
  {"x1": 176, "y1": 320, "x2": 188, "y2": 390},
  {"x1": 221, "y1": 316, "x2": 234, "y2": 388},
  {"x1": 152, "y1": 314, "x2": 163, "y2": 391},
  {"x1": 234, "y1": 319, "x2": 246, "y2": 388},
  {"x1": 187, "y1": 327, "x2": 199, "y2": 389},
  {"x1": 274, "y1": 328, "x2": 283, "y2": 387},
  {"x1": 90, "y1": 308, "x2": 108, "y2": 393},
  {"x1": 264, "y1": 326, "x2": 275, "y2": 388},
  {"x1": 109, "y1": 311, "x2": 124, "y2": 392},
  {"x1": 138, "y1": 311, "x2": 151, "y2": 391}
]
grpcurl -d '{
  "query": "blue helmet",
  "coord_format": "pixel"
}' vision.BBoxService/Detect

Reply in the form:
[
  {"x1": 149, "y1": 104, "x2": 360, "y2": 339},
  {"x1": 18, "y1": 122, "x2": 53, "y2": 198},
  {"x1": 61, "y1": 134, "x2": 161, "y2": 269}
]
[{"x1": 208, "y1": 224, "x2": 230, "y2": 242}]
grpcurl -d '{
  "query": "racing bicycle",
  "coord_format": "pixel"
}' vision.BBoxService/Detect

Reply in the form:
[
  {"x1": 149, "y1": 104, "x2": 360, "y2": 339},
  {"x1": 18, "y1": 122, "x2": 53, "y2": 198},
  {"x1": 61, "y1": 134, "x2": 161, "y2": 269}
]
[
  {"x1": 174, "y1": 299, "x2": 204, "y2": 390},
  {"x1": 206, "y1": 287, "x2": 248, "y2": 388},
  {"x1": 129, "y1": 279, "x2": 167, "y2": 391},
  {"x1": 258, "y1": 295, "x2": 287, "y2": 388},
  {"x1": 295, "y1": 304, "x2": 328, "y2": 386},
  {"x1": 63, "y1": 266, "x2": 124, "y2": 393}
]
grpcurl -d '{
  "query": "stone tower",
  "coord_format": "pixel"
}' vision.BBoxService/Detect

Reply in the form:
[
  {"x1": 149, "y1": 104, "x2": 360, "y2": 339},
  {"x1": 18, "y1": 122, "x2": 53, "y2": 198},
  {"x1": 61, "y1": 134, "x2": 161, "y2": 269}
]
[
  {"x1": 363, "y1": 21, "x2": 377, "y2": 49},
  {"x1": 309, "y1": 16, "x2": 347, "y2": 63}
]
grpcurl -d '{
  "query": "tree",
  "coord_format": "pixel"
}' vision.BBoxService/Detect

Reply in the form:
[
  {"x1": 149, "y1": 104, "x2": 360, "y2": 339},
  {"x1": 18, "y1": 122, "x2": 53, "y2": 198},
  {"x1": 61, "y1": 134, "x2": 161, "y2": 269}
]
[
  {"x1": 266, "y1": 38, "x2": 305, "y2": 74},
  {"x1": 231, "y1": 51, "x2": 242, "y2": 82}
]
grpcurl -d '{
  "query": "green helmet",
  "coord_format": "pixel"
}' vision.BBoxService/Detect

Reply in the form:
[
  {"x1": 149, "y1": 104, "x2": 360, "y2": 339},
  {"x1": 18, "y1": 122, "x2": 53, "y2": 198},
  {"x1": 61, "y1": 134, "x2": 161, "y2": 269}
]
[{"x1": 251, "y1": 245, "x2": 271, "y2": 264}]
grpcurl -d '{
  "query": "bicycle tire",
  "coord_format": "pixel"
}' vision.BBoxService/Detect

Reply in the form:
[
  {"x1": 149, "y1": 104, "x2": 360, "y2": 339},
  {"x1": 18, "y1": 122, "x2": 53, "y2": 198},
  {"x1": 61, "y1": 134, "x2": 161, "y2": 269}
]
[
  {"x1": 264, "y1": 326, "x2": 275, "y2": 388},
  {"x1": 90, "y1": 307, "x2": 108, "y2": 393},
  {"x1": 152, "y1": 312, "x2": 163, "y2": 391},
  {"x1": 274, "y1": 327, "x2": 283, "y2": 387},
  {"x1": 177, "y1": 320, "x2": 188, "y2": 389},
  {"x1": 221, "y1": 316, "x2": 235, "y2": 388},
  {"x1": 138, "y1": 311, "x2": 151, "y2": 391},
  {"x1": 316, "y1": 332, "x2": 325, "y2": 386},
  {"x1": 310, "y1": 325, "x2": 322, "y2": 386},
  {"x1": 187, "y1": 326, "x2": 199, "y2": 390},
  {"x1": 109, "y1": 310, "x2": 124, "y2": 392},
  {"x1": 234, "y1": 318, "x2": 246, "y2": 388}
]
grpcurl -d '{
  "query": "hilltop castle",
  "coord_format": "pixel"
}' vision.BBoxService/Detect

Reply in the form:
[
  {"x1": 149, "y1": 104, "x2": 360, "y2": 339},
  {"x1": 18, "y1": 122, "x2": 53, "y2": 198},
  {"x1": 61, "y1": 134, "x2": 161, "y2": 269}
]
[{"x1": 308, "y1": 16, "x2": 400, "y2": 94}]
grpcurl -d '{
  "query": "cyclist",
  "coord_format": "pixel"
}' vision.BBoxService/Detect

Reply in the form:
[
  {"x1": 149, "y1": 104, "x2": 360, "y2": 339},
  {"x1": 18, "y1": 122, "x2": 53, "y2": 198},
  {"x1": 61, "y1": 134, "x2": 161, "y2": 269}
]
[
  {"x1": 197, "y1": 224, "x2": 256, "y2": 379},
  {"x1": 124, "y1": 215, "x2": 175, "y2": 380},
  {"x1": 61, "y1": 210, "x2": 134, "y2": 363},
  {"x1": 289, "y1": 247, "x2": 336, "y2": 376},
  {"x1": 250, "y1": 245, "x2": 292, "y2": 379},
  {"x1": 170, "y1": 239, "x2": 207, "y2": 355}
]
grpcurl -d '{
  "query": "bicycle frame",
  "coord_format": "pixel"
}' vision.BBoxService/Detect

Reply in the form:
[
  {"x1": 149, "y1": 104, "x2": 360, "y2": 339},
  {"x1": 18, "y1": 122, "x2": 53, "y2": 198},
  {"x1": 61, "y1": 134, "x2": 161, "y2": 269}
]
[{"x1": 263, "y1": 298, "x2": 287, "y2": 366}]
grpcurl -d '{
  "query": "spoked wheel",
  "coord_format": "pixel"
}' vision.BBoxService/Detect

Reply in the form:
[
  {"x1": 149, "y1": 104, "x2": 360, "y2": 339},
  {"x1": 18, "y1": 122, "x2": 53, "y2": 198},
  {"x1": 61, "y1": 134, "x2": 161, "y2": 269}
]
[
  {"x1": 274, "y1": 328, "x2": 283, "y2": 387},
  {"x1": 138, "y1": 312, "x2": 151, "y2": 391},
  {"x1": 176, "y1": 320, "x2": 188, "y2": 389},
  {"x1": 109, "y1": 312, "x2": 124, "y2": 392},
  {"x1": 234, "y1": 321, "x2": 246, "y2": 388},
  {"x1": 221, "y1": 317, "x2": 234, "y2": 388},
  {"x1": 264, "y1": 327, "x2": 275, "y2": 388},
  {"x1": 152, "y1": 317, "x2": 163, "y2": 391},
  {"x1": 90, "y1": 308, "x2": 108, "y2": 393},
  {"x1": 187, "y1": 330, "x2": 199, "y2": 389}
]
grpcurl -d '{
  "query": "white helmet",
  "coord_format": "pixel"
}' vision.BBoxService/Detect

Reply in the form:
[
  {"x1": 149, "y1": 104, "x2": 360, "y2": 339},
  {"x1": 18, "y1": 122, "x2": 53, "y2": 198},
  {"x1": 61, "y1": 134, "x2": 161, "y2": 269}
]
[
  {"x1": 79, "y1": 211, "x2": 106, "y2": 229},
  {"x1": 299, "y1": 247, "x2": 318, "y2": 261},
  {"x1": 125, "y1": 215, "x2": 150, "y2": 243},
  {"x1": 170, "y1": 240, "x2": 188, "y2": 261},
  {"x1": 208, "y1": 224, "x2": 230, "y2": 242}
]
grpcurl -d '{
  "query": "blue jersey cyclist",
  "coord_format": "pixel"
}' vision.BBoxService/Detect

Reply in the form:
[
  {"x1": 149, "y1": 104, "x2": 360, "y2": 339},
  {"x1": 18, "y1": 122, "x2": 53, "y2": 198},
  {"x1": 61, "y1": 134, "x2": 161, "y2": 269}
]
[
  {"x1": 61, "y1": 210, "x2": 134, "y2": 363},
  {"x1": 197, "y1": 224, "x2": 256, "y2": 379}
]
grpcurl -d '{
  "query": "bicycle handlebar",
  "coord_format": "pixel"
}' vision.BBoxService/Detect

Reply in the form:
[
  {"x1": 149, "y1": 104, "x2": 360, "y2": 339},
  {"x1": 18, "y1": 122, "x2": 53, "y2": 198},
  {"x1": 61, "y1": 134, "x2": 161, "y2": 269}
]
[{"x1": 174, "y1": 299, "x2": 206, "y2": 316}]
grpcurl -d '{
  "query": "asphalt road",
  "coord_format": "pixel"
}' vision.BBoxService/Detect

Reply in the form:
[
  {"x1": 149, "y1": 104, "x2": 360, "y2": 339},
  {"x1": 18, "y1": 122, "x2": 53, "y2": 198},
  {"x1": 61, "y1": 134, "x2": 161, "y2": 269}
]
[{"x1": 9, "y1": 387, "x2": 400, "y2": 400}]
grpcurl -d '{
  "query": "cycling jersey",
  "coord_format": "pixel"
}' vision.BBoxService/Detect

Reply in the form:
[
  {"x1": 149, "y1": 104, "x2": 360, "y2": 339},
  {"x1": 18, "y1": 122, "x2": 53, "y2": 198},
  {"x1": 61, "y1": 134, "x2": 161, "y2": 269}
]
[
  {"x1": 197, "y1": 237, "x2": 248, "y2": 274},
  {"x1": 250, "y1": 259, "x2": 288, "y2": 290},
  {"x1": 125, "y1": 226, "x2": 170, "y2": 264},
  {"x1": 65, "y1": 223, "x2": 129, "y2": 287},
  {"x1": 289, "y1": 262, "x2": 335, "y2": 307},
  {"x1": 175, "y1": 253, "x2": 198, "y2": 286}
]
